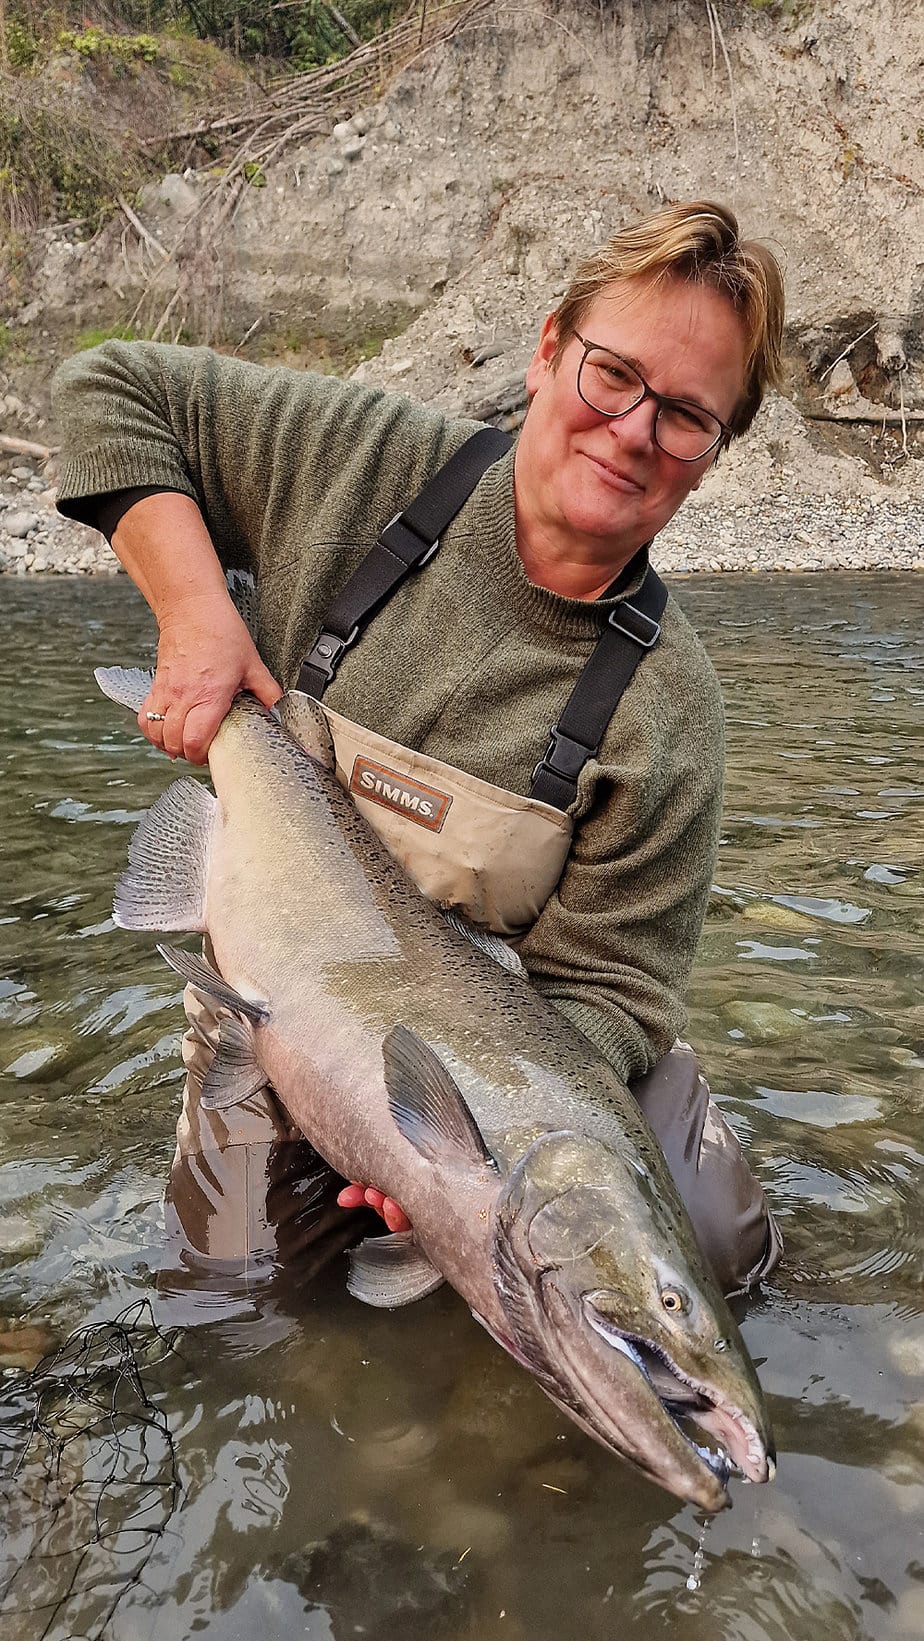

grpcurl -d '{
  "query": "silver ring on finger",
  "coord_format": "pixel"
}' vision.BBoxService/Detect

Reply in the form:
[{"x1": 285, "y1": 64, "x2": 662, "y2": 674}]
[{"x1": 146, "y1": 711, "x2": 167, "y2": 722}]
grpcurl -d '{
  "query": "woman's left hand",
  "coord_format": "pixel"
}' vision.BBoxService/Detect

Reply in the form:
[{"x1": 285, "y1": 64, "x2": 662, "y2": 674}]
[{"x1": 336, "y1": 1182, "x2": 412, "y2": 1233}]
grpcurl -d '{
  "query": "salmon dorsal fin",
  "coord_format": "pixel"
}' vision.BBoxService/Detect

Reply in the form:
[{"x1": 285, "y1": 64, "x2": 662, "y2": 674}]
[
  {"x1": 157, "y1": 944, "x2": 269, "y2": 1023},
  {"x1": 443, "y1": 909, "x2": 527, "y2": 978},
  {"x1": 276, "y1": 691, "x2": 335, "y2": 769},
  {"x1": 347, "y1": 1232, "x2": 444, "y2": 1308},
  {"x1": 113, "y1": 778, "x2": 215, "y2": 932},
  {"x1": 383, "y1": 1024, "x2": 499, "y2": 1172}
]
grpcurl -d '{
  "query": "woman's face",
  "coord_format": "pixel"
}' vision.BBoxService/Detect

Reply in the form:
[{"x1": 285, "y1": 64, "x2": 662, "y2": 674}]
[{"x1": 514, "y1": 277, "x2": 748, "y2": 573}]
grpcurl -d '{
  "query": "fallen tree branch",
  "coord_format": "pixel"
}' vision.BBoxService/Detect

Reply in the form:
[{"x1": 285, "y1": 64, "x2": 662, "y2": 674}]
[
  {"x1": 117, "y1": 195, "x2": 170, "y2": 264},
  {"x1": 806, "y1": 407, "x2": 924, "y2": 426},
  {"x1": 130, "y1": 0, "x2": 494, "y2": 346},
  {"x1": 819, "y1": 322, "x2": 878, "y2": 383},
  {"x1": 0, "y1": 434, "x2": 58, "y2": 460}
]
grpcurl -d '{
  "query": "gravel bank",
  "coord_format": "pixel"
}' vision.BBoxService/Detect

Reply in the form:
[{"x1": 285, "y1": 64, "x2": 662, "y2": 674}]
[{"x1": 1, "y1": 465, "x2": 922, "y2": 577}]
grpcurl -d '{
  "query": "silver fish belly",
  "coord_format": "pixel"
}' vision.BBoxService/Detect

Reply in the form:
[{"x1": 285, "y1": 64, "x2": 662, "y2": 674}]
[{"x1": 97, "y1": 670, "x2": 775, "y2": 1511}]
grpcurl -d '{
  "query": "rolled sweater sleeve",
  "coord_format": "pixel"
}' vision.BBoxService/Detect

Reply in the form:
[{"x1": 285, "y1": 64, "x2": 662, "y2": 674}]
[
  {"x1": 52, "y1": 341, "x2": 472, "y2": 583},
  {"x1": 517, "y1": 608, "x2": 725, "y2": 1085}
]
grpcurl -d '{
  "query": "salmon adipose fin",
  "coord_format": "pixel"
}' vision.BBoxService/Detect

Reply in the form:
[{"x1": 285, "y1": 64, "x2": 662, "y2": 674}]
[
  {"x1": 277, "y1": 692, "x2": 336, "y2": 769},
  {"x1": 157, "y1": 944, "x2": 269, "y2": 1023},
  {"x1": 383, "y1": 1024, "x2": 499, "y2": 1173},
  {"x1": 113, "y1": 779, "x2": 214, "y2": 932},
  {"x1": 201, "y1": 1015, "x2": 269, "y2": 1111},
  {"x1": 443, "y1": 909, "x2": 528, "y2": 978},
  {"x1": 347, "y1": 1231, "x2": 445, "y2": 1308}
]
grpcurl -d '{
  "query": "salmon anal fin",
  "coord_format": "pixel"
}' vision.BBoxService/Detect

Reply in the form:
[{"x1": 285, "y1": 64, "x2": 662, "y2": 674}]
[
  {"x1": 383, "y1": 1023, "x2": 499, "y2": 1172},
  {"x1": 113, "y1": 778, "x2": 215, "y2": 933},
  {"x1": 347, "y1": 1231, "x2": 444, "y2": 1307}
]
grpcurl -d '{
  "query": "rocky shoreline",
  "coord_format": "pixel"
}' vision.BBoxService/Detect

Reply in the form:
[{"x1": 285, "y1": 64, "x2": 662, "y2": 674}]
[{"x1": 2, "y1": 461, "x2": 922, "y2": 577}]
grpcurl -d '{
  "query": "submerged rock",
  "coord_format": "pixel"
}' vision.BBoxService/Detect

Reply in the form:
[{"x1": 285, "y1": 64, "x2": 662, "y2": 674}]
[
  {"x1": 0, "y1": 1320, "x2": 58, "y2": 1370},
  {"x1": 277, "y1": 1517, "x2": 477, "y2": 1638},
  {"x1": 721, "y1": 1001, "x2": 805, "y2": 1043}
]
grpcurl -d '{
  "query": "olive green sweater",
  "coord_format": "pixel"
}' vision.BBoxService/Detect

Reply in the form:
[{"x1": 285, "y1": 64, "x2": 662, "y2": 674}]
[{"x1": 53, "y1": 342, "x2": 725, "y2": 1086}]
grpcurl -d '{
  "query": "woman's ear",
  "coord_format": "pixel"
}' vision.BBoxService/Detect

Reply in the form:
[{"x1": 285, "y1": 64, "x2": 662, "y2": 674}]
[{"x1": 525, "y1": 313, "x2": 560, "y2": 398}]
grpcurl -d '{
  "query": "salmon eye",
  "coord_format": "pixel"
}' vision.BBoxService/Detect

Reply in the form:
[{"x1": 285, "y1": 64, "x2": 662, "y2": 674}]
[{"x1": 660, "y1": 1287, "x2": 688, "y2": 1314}]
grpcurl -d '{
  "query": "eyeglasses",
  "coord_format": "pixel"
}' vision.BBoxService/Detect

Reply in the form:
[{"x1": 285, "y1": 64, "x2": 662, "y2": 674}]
[{"x1": 573, "y1": 333, "x2": 732, "y2": 462}]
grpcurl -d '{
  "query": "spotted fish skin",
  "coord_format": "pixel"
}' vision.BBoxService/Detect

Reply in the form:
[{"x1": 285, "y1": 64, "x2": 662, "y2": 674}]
[{"x1": 99, "y1": 674, "x2": 773, "y2": 1512}]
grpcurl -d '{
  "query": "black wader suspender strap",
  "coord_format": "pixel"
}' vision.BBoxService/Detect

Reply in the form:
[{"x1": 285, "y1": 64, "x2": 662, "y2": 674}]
[
  {"x1": 296, "y1": 426, "x2": 514, "y2": 697},
  {"x1": 529, "y1": 561, "x2": 669, "y2": 812},
  {"x1": 296, "y1": 426, "x2": 668, "y2": 815}
]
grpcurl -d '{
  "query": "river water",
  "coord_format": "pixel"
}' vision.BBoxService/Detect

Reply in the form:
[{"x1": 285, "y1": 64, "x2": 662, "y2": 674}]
[{"x1": 0, "y1": 575, "x2": 921, "y2": 1641}]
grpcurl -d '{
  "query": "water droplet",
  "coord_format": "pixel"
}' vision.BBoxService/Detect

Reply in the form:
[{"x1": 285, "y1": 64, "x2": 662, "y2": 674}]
[{"x1": 685, "y1": 1516, "x2": 710, "y2": 1592}]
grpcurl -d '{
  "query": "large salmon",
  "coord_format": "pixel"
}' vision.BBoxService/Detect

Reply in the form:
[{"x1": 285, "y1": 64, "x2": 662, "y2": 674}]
[{"x1": 97, "y1": 667, "x2": 774, "y2": 1511}]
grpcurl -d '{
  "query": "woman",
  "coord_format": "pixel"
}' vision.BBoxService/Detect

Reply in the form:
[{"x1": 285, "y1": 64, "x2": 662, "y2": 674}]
[{"x1": 54, "y1": 199, "x2": 785, "y2": 1296}]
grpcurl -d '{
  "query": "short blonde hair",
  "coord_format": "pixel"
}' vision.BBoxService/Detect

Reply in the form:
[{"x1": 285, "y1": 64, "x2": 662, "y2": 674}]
[{"x1": 552, "y1": 201, "x2": 785, "y2": 438}]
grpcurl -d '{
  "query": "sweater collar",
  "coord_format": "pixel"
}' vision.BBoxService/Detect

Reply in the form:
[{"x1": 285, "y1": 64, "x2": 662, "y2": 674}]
[{"x1": 453, "y1": 443, "x2": 655, "y2": 640}]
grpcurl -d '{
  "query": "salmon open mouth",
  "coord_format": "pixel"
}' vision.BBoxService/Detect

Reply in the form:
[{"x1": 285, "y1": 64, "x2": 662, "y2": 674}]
[{"x1": 583, "y1": 1299, "x2": 772, "y2": 1490}]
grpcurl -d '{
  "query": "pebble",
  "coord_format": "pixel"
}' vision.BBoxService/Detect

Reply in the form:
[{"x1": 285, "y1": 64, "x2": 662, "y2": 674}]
[
  {"x1": 0, "y1": 478, "x2": 923, "y2": 577},
  {"x1": 0, "y1": 1215, "x2": 44, "y2": 1260},
  {"x1": 5, "y1": 510, "x2": 39, "y2": 539},
  {"x1": 0, "y1": 476, "x2": 119, "y2": 575}
]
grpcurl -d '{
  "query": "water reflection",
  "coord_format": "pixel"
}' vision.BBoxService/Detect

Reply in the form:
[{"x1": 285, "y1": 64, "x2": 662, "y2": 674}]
[{"x1": 0, "y1": 575, "x2": 921, "y2": 1640}]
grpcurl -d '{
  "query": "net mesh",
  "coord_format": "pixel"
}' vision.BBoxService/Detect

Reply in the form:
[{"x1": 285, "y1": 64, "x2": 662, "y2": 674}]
[{"x1": 0, "y1": 1300, "x2": 181, "y2": 1641}]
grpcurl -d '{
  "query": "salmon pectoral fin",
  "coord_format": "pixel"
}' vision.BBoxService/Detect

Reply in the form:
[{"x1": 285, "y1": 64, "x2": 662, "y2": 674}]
[
  {"x1": 158, "y1": 944, "x2": 269, "y2": 1024},
  {"x1": 201, "y1": 1015, "x2": 269, "y2": 1111},
  {"x1": 113, "y1": 778, "x2": 215, "y2": 933},
  {"x1": 347, "y1": 1231, "x2": 445, "y2": 1307},
  {"x1": 383, "y1": 1024, "x2": 499, "y2": 1174}
]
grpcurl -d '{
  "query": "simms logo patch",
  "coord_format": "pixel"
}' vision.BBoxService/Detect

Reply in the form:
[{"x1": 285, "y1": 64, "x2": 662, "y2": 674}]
[{"x1": 350, "y1": 757, "x2": 452, "y2": 832}]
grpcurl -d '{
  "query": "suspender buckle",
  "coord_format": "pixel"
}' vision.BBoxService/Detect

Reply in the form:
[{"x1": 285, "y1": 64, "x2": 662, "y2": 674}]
[
  {"x1": 532, "y1": 726, "x2": 595, "y2": 788},
  {"x1": 303, "y1": 625, "x2": 359, "y2": 683},
  {"x1": 380, "y1": 512, "x2": 439, "y2": 569},
  {"x1": 608, "y1": 601, "x2": 661, "y2": 649}
]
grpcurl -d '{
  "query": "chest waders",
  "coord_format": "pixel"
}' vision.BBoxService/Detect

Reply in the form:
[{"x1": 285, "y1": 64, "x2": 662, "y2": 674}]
[{"x1": 164, "y1": 434, "x2": 781, "y2": 1315}]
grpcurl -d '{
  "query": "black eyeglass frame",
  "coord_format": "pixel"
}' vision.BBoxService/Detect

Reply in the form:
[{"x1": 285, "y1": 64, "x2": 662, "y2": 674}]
[{"x1": 572, "y1": 332, "x2": 733, "y2": 463}]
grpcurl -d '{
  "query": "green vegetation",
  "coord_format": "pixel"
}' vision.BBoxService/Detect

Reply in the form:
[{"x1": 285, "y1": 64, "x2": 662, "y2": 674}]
[
  {"x1": 0, "y1": 75, "x2": 149, "y2": 230},
  {"x1": 0, "y1": 1, "x2": 409, "y2": 78},
  {"x1": 0, "y1": 1, "x2": 411, "y2": 244},
  {"x1": 72, "y1": 323, "x2": 139, "y2": 352},
  {"x1": 56, "y1": 26, "x2": 160, "y2": 64}
]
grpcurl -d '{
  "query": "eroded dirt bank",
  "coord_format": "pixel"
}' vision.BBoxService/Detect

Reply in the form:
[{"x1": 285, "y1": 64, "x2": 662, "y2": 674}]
[{"x1": 3, "y1": 0, "x2": 923, "y2": 571}]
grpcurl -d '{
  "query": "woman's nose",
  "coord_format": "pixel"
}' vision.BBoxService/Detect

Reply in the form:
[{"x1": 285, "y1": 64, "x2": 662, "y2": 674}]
[{"x1": 607, "y1": 395, "x2": 658, "y2": 450}]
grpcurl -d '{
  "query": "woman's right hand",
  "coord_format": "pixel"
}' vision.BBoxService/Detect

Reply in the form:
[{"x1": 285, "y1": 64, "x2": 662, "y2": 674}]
[
  {"x1": 139, "y1": 593, "x2": 282, "y2": 764},
  {"x1": 107, "y1": 492, "x2": 282, "y2": 766}
]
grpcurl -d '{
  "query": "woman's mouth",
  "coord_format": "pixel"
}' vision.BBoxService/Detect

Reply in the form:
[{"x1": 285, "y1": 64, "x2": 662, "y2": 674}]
[{"x1": 583, "y1": 453, "x2": 645, "y2": 494}]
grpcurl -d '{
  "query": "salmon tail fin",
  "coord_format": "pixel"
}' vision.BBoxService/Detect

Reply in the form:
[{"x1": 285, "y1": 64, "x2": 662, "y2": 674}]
[
  {"x1": 225, "y1": 567, "x2": 257, "y2": 635},
  {"x1": 113, "y1": 778, "x2": 215, "y2": 932},
  {"x1": 95, "y1": 665, "x2": 153, "y2": 714}
]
